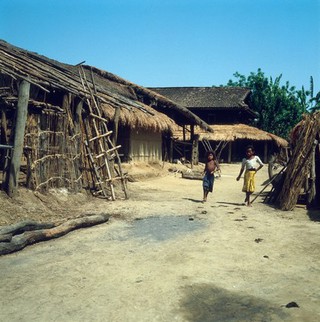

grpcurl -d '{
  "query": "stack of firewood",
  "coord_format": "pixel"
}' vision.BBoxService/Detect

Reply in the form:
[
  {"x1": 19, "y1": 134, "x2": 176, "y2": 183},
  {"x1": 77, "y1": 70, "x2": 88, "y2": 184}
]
[{"x1": 274, "y1": 112, "x2": 320, "y2": 210}]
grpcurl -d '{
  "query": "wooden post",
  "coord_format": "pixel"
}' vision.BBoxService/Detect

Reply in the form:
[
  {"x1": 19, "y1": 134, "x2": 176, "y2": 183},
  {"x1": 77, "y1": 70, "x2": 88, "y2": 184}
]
[
  {"x1": 169, "y1": 138, "x2": 173, "y2": 163},
  {"x1": 190, "y1": 124, "x2": 194, "y2": 138},
  {"x1": 6, "y1": 80, "x2": 30, "y2": 197},
  {"x1": 191, "y1": 134, "x2": 199, "y2": 168},
  {"x1": 307, "y1": 139, "x2": 317, "y2": 207},
  {"x1": 188, "y1": 124, "x2": 194, "y2": 161},
  {"x1": 75, "y1": 100, "x2": 83, "y2": 132},
  {"x1": 315, "y1": 141, "x2": 320, "y2": 208},
  {"x1": 228, "y1": 142, "x2": 232, "y2": 163},
  {"x1": 112, "y1": 106, "x2": 120, "y2": 145},
  {"x1": 0, "y1": 108, "x2": 8, "y2": 169},
  {"x1": 74, "y1": 100, "x2": 83, "y2": 192}
]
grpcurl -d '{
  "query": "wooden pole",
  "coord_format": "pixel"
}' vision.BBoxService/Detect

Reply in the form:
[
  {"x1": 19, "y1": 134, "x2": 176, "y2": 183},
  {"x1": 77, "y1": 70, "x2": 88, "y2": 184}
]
[
  {"x1": 188, "y1": 124, "x2": 194, "y2": 161},
  {"x1": 190, "y1": 124, "x2": 195, "y2": 138},
  {"x1": 228, "y1": 141, "x2": 232, "y2": 163},
  {"x1": 315, "y1": 141, "x2": 320, "y2": 208},
  {"x1": 75, "y1": 100, "x2": 83, "y2": 132},
  {"x1": 0, "y1": 108, "x2": 8, "y2": 170},
  {"x1": 112, "y1": 106, "x2": 120, "y2": 145},
  {"x1": 169, "y1": 138, "x2": 173, "y2": 163},
  {"x1": 6, "y1": 80, "x2": 30, "y2": 197},
  {"x1": 191, "y1": 134, "x2": 199, "y2": 168},
  {"x1": 251, "y1": 165, "x2": 286, "y2": 204},
  {"x1": 307, "y1": 139, "x2": 318, "y2": 207}
]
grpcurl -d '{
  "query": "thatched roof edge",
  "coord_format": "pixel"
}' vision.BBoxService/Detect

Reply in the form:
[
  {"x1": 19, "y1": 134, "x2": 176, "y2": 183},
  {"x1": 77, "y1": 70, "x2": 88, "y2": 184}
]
[
  {"x1": 0, "y1": 39, "x2": 212, "y2": 133},
  {"x1": 86, "y1": 67, "x2": 213, "y2": 132},
  {"x1": 173, "y1": 124, "x2": 288, "y2": 147}
]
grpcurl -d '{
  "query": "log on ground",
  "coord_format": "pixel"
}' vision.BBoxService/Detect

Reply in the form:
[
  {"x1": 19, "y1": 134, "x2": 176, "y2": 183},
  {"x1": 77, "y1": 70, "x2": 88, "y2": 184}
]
[
  {"x1": 181, "y1": 171, "x2": 203, "y2": 180},
  {"x1": 0, "y1": 220, "x2": 55, "y2": 236},
  {"x1": 0, "y1": 213, "x2": 110, "y2": 256}
]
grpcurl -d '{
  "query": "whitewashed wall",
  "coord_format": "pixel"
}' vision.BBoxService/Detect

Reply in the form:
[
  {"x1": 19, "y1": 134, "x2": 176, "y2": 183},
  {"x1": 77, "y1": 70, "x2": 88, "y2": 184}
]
[{"x1": 129, "y1": 129, "x2": 162, "y2": 162}]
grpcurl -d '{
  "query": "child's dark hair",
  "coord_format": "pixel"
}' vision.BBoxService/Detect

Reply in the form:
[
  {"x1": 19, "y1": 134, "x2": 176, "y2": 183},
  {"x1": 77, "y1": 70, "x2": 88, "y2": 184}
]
[
  {"x1": 205, "y1": 150, "x2": 216, "y2": 158},
  {"x1": 246, "y1": 145, "x2": 255, "y2": 152}
]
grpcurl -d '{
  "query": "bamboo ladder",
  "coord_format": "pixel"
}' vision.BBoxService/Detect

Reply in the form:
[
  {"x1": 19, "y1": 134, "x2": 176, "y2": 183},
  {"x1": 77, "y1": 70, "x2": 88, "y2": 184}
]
[
  {"x1": 202, "y1": 138, "x2": 213, "y2": 151},
  {"x1": 78, "y1": 66, "x2": 128, "y2": 200}
]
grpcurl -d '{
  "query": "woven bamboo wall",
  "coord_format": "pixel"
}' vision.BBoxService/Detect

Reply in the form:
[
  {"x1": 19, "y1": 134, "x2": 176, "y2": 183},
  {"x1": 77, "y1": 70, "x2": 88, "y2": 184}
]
[{"x1": 24, "y1": 111, "x2": 83, "y2": 192}]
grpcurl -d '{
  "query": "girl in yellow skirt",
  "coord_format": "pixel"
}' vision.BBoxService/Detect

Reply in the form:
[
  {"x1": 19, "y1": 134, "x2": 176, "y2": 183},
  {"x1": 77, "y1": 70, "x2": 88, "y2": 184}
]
[{"x1": 236, "y1": 145, "x2": 264, "y2": 206}]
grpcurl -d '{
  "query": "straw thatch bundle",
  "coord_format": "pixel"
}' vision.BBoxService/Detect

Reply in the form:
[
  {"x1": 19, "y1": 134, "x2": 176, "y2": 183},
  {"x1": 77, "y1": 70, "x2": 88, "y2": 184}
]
[
  {"x1": 276, "y1": 112, "x2": 320, "y2": 210},
  {"x1": 100, "y1": 101, "x2": 175, "y2": 132}
]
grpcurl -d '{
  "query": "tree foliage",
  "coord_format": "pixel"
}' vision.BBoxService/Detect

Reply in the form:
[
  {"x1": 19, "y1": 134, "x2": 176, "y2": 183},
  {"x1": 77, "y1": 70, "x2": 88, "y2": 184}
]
[{"x1": 226, "y1": 69, "x2": 319, "y2": 138}]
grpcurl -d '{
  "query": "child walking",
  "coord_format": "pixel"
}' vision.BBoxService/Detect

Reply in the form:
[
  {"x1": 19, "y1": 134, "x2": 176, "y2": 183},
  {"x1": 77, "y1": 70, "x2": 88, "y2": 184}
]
[
  {"x1": 236, "y1": 145, "x2": 264, "y2": 206},
  {"x1": 202, "y1": 151, "x2": 220, "y2": 202}
]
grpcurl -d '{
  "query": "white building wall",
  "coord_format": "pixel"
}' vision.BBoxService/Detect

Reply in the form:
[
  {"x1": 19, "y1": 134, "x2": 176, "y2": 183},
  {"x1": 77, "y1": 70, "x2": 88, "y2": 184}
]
[{"x1": 130, "y1": 129, "x2": 162, "y2": 162}]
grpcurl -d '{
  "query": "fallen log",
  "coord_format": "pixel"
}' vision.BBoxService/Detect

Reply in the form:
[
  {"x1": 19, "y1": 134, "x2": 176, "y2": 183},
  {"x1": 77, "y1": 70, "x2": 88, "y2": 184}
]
[
  {"x1": 181, "y1": 171, "x2": 203, "y2": 180},
  {"x1": 0, "y1": 213, "x2": 110, "y2": 256},
  {"x1": 0, "y1": 233, "x2": 12, "y2": 242},
  {"x1": 0, "y1": 220, "x2": 55, "y2": 236}
]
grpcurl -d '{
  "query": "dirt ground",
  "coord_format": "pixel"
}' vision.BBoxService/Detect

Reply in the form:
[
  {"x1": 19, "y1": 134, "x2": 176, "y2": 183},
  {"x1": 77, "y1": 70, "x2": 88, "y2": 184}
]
[{"x1": 0, "y1": 162, "x2": 320, "y2": 322}]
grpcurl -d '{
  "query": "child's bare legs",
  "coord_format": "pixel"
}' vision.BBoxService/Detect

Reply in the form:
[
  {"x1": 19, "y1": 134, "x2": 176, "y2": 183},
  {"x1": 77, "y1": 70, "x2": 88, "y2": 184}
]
[
  {"x1": 203, "y1": 189, "x2": 209, "y2": 202},
  {"x1": 245, "y1": 192, "x2": 252, "y2": 206}
]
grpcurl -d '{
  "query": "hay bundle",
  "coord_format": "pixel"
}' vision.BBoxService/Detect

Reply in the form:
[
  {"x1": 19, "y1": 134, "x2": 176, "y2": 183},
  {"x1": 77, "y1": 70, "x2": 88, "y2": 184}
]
[{"x1": 276, "y1": 112, "x2": 320, "y2": 210}]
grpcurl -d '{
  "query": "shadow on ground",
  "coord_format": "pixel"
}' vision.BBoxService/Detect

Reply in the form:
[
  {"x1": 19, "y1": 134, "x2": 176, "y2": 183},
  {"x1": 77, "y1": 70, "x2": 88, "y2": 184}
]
[
  {"x1": 307, "y1": 209, "x2": 320, "y2": 221},
  {"x1": 183, "y1": 198, "x2": 204, "y2": 203},
  {"x1": 216, "y1": 202, "x2": 244, "y2": 206},
  {"x1": 179, "y1": 283, "x2": 288, "y2": 322}
]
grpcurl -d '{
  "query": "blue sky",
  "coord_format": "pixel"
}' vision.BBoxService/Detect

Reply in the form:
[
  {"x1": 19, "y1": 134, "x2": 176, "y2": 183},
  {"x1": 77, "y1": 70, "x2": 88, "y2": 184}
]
[{"x1": 1, "y1": 0, "x2": 319, "y2": 93}]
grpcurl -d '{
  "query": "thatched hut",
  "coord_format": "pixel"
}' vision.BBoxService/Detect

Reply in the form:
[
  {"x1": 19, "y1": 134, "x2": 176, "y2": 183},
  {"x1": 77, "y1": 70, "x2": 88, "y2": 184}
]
[
  {"x1": 172, "y1": 124, "x2": 288, "y2": 163},
  {"x1": 0, "y1": 40, "x2": 211, "y2": 198},
  {"x1": 152, "y1": 87, "x2": 287, "y2": 163}
]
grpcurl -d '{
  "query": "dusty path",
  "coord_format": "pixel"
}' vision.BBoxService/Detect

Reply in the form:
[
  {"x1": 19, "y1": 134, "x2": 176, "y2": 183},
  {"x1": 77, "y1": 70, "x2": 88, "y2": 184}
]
[{"x1": 1, "y1": 164, "x2": 320, "y2": 322}]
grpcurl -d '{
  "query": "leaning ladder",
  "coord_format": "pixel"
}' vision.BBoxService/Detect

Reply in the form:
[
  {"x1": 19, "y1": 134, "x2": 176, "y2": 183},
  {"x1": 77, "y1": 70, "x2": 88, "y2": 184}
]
[
  {"x1": 79, "y1": 66, "x2": 128, "y2": 200},
  {"x1": 202, "y1": 138, "x2": 213, "y2": 152}
]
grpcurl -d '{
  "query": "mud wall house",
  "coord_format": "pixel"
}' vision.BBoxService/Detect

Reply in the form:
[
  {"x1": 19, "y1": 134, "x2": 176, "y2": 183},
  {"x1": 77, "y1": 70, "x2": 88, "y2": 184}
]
[
  {"x1": 151, "y1": 87, "x2": 288, "y2": 163},
  {"x1": 0, "y1": 40, "x2": 211, "y2": 198}
]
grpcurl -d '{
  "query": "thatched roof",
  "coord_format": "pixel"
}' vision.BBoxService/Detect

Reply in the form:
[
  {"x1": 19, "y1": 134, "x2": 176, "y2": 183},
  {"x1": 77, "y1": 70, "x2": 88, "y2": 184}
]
[
  {"x1": 0, "y1": 40, "x2": 212, "y2": 133},
  {"x1": 150, "y1": 86, "x2": 256, "y2": 117},
  {"x1": 173, "y1": 124, "x2": 288, "y2": 148}
]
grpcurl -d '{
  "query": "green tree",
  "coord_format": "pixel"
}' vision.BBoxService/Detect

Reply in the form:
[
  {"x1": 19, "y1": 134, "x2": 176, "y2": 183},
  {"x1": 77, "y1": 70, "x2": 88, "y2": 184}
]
[
  {"x1": 226, "y1": 69, "x2": 317, "y2": 138},
  {"x1": 308, "y1": 76, "x2": 320, "y2": 113}
]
